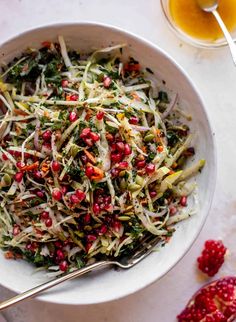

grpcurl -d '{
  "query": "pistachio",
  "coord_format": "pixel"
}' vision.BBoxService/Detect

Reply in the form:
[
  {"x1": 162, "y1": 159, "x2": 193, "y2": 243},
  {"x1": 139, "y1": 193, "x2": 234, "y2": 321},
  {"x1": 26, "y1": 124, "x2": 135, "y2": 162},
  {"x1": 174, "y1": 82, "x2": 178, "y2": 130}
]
[
  {"x1": 118, "y1": 216, "x2": 131, "y2": 221},
  {"x1": 119, "y1": 170, "x2": 126, "y2": 177},
  {"x1": 128, "y1": 183, "x2": 141, "y2": 192},
  {"x1": 122, "y1": 212, "x2": 134, "y2": 216},
  {"x1": 120, "y1": 178, "x2": 127, "y2": 189},
  {"x1": 84, "y1": 225, "x2": 92, "y2": 231},
  {"x1": 70, "y1": 144, "x2": 80, "y2": 157},
  {"x1": 144, "y1": 133, "x2": 155, "y2": 142},
  {"x1": 1, "y1": 174, "x2": 11, "y2": 186},
  {"x1": 135, "y1": 175, "x2": 144, "y2": 186},
  {"x1": 74, "y1": 231, "x2": 84, "y2": 238}
]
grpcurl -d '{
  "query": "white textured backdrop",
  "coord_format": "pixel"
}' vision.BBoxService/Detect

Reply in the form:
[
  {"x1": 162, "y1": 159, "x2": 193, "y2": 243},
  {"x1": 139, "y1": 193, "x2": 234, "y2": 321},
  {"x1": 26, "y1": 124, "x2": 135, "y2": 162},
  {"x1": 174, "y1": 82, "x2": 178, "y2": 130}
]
[{"x1": 0, "y1": 0, "x2": 236, "y2": 321}]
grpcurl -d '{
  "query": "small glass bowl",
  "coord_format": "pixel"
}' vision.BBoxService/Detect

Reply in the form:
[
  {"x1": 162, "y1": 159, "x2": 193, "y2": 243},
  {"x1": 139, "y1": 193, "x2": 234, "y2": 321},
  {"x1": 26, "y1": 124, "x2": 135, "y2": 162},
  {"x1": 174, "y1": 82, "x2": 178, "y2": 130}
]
[{"x1": 160, "y1": 0, "x2": 236, "y2": 48}]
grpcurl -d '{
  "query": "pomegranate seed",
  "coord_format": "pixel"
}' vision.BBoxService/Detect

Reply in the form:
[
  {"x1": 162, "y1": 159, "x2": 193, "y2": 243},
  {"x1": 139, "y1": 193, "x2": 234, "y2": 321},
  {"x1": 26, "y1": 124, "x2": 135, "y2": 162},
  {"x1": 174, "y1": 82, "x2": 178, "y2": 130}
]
[
  {"x1": 110, "y1": 143, "x2": 117, "y2": 152},
  {"x1": 106, "y1": 133, "x2": 114, "y2": 142},
  {"x1": 93, "y1": 203, "x2": 100, "y2": 215},
  {"x1": 145, "y1": 163, "x2": 155, "y2": 174},
  {"x1": 104, "y1": 204, "x2": 113, "y2": 212},
  {"x1": 63, "y1": 239, "x2": 71, "y2": 247},
  {"x1": 136, "y1": 160, "x2": 146, "y2": 169},
  {"x1": 59, "y1": 260, "x2": 68, "y2": 272},
  {"x1": 42, "y1": 142, "x2": 51, "y2": 150},
  {"x1": 54, "y1": 241, "x2": 63, "y2": 249},
  {"x1": 89, "y1": 132, "x2": 100, "y2": 142},
  {"x1": 2, "y1": 153, "x2": 8, "y2": 161},
  {"x1": 180, "y1": 196, "x2": 187, "y2": 207},
  {"x1": 149, "y1": 191, "x2": 157, "y2": 198},
  {"x1": 116, "y1": 142, "x2": 125, "y2": 152},
  {"x1": 129, "y1": 116, "x2": 139, "y2": 125},
  {"x1": 45, "y1": 218, "x2": 52, "y2": 227},
  {"x1": 113, "y1": 221, "x2": 121, "y2": 232},
  {"x1": 61, "y1": 79, "x2": 69, "y2": 87},
  {"x1": 69, "y1": 94, "x2": 78, "y2": 101},
  {"x1": 42, "y1": 130, "x2": 52, "y2": 142},
  {"x1": 124, "y1": 143, "x2": 132, "y2": 155},
  {"x1": 69, "y1": 111, "x2": 78, "y2": 122},
  {"x1": 104, "y1": 196, "x2": 111, "y2": 204},
  {"x1": 61, "y1": 185, "x2": 68, "y2": 195},
  {"x1": 99, "y1": 203, "x2": 105, "y2": 210},
  {"x1": 103, "y1": 76, "x2": 112, "y2": 88},
  {"x1": 33, "y1": 170, "x2": 42, "y2": 180},
  {"x1": 87, "y1": 234, "x2": 97, "y2": 242},
  {"x1": 96, "y1": 111, "x2": 105, "y2": 120},
  {"x1": 197, "y1": 240, "x2": 227, "y2": 277},
  {"x1": 99, "y1": 225, "x2": 107, "y2": 235},
  {"x1": 70, "y1": 194, "x2": 80, "y2": 204},
  {"x1": 75, "y1": 189, "x2": 86, "y2": 201},
  {"x1": 84, "y1": 138, "x2": 93, "y2": 147},
  {"x1": 14, "y1": 172, "x2": 23, "y2": 183},
  {"x1": 26, "y1": 242, "x2": 37, "y2": 252},
  {"x1": 81, "y1": 154, "x2": 89, "y2": 164},
  {"x1": 36, "y1": 190, "x2": 45, "y2": 198},
  {"x1": 170, "y1": 206, "x2": 177, "y2": 215},
  {"x1": 41, "y1": 211, "x2": 49, "y2": 220},
  {"x1": 16, "y1": 161, "x2": 25, "y2": 169},
  {"x1": 84, "y1": 213, "x2": 91, "y2": 224},
  {"x1": 111, "y1": 153, "x2": 122, "y2": 163},
  {"x1": 85, "y1": 166, "x2": 94, "y2": 177},
  {"x1": 117, "y1": 161, "x2": 129, "y2": 169},
  {"x1": 51, "y1": 160, "x2": 61, "y2": 172},
  {"x1": 56, "y1": 249, "x2": 65, "y2": 260},
  {"x1": 52, "y1": 188, "x2": 62, "y2": 201},
  {"x1": 111, "y1": 168, "x2": 120, "y2": 177},
  {"x1": 85, "y1": 243, "x2": 92, "y2": 253},
  {"x1": 13, "y1": 225, "x2": 20, "y2": 236},
  {"x1": 80, "y1": 128, "x2": 91, "y2": 138}
]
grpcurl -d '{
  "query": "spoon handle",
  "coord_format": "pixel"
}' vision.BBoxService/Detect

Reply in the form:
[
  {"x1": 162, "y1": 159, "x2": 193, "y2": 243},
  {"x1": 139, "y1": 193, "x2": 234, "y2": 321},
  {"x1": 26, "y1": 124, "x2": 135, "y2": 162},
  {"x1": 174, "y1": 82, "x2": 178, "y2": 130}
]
[{"x1": 212, "y1": 10, "x2": 236, "y2": 66}]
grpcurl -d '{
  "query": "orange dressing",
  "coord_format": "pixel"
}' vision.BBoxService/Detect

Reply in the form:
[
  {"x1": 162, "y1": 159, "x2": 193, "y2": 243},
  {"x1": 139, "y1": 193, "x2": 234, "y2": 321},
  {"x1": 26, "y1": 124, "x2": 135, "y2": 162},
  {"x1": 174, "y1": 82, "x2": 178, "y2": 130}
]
[{"x1": 169, "y1": 0, "x2": 236, "y2": 40}]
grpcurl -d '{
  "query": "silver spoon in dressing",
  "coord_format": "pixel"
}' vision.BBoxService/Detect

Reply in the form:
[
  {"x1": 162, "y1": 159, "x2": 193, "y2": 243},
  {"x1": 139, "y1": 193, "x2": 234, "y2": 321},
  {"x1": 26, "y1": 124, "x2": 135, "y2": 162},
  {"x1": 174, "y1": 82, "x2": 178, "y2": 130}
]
[{"x1": 197, "y1": 0, "x2": 236, "y2": 65}]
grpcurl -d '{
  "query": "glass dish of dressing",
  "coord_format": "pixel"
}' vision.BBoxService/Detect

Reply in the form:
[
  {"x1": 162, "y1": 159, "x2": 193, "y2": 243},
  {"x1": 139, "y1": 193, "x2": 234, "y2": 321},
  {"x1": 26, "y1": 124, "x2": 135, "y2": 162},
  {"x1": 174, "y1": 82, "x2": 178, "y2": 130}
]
[{"x1": 160, "y1": 0, "x2": 236, "y2": 48}]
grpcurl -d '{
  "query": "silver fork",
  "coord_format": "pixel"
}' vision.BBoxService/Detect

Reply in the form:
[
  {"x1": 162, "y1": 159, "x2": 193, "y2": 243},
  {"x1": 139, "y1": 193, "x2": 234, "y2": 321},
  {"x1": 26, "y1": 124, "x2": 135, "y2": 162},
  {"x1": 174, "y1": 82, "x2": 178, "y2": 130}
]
[{"x1": 0, "y1": 235, "x2": 161, "y2": 311}]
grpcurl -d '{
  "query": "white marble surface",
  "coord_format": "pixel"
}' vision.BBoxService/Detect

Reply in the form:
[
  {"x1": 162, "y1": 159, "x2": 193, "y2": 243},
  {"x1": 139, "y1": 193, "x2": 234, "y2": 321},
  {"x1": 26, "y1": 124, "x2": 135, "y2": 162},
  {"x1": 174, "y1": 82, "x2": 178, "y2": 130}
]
[{"x1": 0, "y1": 0, "x2": 236, "y2": 321}]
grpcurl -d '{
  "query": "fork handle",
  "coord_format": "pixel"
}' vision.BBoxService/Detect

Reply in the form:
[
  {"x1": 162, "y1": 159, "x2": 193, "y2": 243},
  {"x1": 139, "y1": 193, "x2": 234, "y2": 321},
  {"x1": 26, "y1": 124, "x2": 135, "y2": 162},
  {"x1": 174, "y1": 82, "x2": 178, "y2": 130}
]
[{"x1": 0, "y1": 260, "x2": 112, "y2": 311}]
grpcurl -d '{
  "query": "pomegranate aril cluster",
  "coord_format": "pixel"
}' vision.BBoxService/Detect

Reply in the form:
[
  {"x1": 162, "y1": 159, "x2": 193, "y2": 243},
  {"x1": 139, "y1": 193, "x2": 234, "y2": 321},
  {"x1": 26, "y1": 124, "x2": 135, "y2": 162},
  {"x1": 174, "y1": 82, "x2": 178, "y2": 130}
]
[
  {"x1": 197, "y1": 240, "x2": 227, "y2": 277},
  {"x1": 178, "y1": 277, "x2": 236, "y2": 322},
  {"x1": 79, "y1": 127, "x2": 100, "y2": 147}
]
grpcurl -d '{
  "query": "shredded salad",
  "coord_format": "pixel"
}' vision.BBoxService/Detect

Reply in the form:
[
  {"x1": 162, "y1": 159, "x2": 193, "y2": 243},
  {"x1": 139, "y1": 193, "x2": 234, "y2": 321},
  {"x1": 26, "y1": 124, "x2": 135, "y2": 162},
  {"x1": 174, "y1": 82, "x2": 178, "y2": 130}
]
[{"x1": 0, "y1": 37, "x2": 205, "y2": 275}]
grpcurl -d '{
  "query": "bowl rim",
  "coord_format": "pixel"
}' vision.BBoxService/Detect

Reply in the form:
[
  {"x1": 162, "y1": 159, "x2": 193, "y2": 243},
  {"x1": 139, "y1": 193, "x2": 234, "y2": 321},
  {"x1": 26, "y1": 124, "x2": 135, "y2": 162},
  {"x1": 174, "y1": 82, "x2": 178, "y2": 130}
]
[
  {"x1": 160, "y1": 0, "x2": 236, "y2": 49},
  {"x1": 0, "y1": 21, "x2": 217, "y2": 305}
]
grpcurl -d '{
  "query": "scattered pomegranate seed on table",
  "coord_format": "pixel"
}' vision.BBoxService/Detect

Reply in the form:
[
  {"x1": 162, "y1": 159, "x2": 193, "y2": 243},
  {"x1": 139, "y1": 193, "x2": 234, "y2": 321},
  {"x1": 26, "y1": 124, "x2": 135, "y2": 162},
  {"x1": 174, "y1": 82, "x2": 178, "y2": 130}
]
[{"x1": 197, "y1": 240, "x2": 227, "y2": 277}]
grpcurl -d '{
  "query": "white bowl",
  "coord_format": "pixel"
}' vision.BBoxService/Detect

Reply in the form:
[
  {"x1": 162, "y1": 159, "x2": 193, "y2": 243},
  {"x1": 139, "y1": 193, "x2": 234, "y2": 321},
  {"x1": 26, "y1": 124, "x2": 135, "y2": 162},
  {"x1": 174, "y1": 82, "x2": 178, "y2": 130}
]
[{"x1": 0, "y1": 22, "x2": 216, "y2": 305}]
